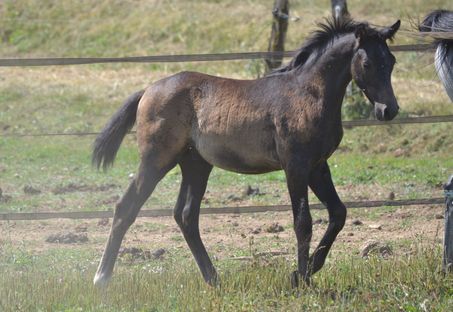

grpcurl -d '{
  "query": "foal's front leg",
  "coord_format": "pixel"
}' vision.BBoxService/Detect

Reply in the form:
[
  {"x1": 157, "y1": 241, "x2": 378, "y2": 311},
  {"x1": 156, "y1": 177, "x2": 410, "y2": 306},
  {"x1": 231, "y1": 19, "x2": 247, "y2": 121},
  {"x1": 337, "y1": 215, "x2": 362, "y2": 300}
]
[
  {"x1": 284, "y1": 162, "x2": 312, "y2": 287},
  {"x1": 308, "y1": 162, "x2": 346, "y2": 275}
]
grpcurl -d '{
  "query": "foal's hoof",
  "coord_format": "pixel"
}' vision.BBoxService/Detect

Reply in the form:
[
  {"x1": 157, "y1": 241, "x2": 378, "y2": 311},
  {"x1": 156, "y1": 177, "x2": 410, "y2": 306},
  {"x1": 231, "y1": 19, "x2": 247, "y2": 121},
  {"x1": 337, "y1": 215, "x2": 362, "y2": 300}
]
[
  {"x1": 93, "y1": 272, "x2": 111, "y2": 288},
  {"x1": 290, "y1": 271, "x2": 311, "y2": 288},
  {"x1": 207, "y1": 274, "x2": 221, "y2": 288}
]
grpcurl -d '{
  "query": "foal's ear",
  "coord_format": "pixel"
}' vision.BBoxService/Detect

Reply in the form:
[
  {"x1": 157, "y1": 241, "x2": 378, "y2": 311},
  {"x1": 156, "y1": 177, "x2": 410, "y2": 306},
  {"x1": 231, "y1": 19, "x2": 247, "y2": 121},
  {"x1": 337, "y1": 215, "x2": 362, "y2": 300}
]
[
  {"x1": 381, "y1": 20, "x2": 401, "y2": 40},
  {"x1": 354, "y1": 24, "x2": 368, "y2": 41}
]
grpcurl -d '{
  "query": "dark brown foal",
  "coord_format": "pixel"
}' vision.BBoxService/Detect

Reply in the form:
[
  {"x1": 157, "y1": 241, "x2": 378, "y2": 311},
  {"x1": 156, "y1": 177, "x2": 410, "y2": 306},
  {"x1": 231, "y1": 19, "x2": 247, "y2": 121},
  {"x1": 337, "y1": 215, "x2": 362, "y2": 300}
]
[{"x1": 93, "y1": 18, "x2": 400, "y2": 288}]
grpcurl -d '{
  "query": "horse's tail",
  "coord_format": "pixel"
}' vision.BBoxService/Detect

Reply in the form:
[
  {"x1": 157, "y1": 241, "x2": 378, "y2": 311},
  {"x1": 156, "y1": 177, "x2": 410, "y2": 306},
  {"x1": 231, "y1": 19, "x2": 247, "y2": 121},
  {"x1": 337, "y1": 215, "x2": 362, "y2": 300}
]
[{"x1": 92, "y1": 89, "x2": 145, "y2": 170}]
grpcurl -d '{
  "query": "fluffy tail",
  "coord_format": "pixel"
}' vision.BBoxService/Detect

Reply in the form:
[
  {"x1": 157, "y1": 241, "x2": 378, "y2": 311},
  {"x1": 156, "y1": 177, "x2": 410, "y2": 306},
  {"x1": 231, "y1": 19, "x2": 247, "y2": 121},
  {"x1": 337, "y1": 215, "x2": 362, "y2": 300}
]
[{"x1": 92, "y1": 89, "x2": 145, "y2": 170}]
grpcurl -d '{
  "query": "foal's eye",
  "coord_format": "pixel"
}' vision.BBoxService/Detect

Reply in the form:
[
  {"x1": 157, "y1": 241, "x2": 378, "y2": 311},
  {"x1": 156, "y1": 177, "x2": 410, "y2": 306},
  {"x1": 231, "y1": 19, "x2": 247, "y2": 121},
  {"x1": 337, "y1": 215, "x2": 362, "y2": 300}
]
[{"x1": 363, "y1": 61, "x2": 370, "y2": 68}]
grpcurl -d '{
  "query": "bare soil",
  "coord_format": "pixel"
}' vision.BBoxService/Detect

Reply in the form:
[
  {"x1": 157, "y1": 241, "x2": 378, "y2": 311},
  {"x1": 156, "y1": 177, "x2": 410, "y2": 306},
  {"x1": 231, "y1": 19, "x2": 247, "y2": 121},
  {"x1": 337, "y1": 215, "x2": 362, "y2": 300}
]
[{"x1": 0, "y1": 204, "x2": 445, "y2": 261}]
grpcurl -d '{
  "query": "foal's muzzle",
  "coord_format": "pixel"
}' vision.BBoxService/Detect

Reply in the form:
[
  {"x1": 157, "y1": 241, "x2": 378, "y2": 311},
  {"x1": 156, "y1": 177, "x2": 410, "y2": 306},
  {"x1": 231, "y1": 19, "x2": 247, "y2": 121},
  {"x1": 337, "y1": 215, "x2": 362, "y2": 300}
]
[{"x1": 374, "y1": 102, "x2": 399, "y2": 121}]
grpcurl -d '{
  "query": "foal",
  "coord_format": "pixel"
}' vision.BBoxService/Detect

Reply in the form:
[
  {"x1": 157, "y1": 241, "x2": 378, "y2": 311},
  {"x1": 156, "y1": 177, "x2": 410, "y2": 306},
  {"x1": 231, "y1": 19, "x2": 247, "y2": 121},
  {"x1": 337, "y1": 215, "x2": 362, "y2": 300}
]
[{"x1": 93, "y1": 18, "x2": 400, "y2": 287}]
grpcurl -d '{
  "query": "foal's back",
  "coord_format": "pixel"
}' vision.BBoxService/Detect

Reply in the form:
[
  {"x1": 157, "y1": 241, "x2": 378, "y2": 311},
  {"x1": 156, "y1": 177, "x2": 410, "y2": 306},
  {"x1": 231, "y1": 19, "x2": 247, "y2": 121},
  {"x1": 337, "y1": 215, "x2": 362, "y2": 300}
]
[{"x1": 137, "y1": 71, "x2": 320, "y2": 173}]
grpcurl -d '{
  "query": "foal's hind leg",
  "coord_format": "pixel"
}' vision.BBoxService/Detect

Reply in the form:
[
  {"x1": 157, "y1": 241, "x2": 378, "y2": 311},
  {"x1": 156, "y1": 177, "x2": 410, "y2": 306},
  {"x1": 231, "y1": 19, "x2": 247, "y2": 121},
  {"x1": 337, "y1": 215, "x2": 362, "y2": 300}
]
[
  {"x1": 93, "y1": 157, "x2": 175, "y2": 287},
  {"x1": 308, "y1": 162, "x2": 346, "y2": 275},
  {"x1": 173, "y1": 149, "x2": 218, "y2": 285}
]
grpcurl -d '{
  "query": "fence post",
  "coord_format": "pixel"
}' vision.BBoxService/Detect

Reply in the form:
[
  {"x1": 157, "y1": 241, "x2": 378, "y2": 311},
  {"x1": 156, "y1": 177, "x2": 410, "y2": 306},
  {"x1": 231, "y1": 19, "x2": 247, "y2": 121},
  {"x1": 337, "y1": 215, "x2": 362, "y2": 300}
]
[
  {"x1": 331, "y1": 0, "x2": 350, "y2": 21},
  {"x1": 444, "y1": 175, "x2": 453, "y2": 273},
  {"x1": 265, "y1": 0, "x2": 289, "y2": 72}
]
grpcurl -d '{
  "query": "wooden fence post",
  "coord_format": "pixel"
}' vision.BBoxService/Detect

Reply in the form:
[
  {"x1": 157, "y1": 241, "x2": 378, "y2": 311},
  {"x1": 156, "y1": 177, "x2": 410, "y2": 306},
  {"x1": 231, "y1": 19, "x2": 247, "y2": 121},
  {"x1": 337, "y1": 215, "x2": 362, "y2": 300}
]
[
  {"x1": 265, "y1": 0, "x2": 289, "y2": 72},
  {"x1": 331, "y1": 0, "x2": 350, "y2": 21},
  {"x1": 444, "y1": 175, "x2": 453, "y2": 273}
]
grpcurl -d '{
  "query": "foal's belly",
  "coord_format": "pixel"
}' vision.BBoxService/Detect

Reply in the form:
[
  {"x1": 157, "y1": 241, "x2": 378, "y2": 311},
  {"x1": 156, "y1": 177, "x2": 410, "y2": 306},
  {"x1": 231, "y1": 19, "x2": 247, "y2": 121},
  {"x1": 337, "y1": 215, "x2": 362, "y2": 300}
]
[{"x1": 194, "y1": 133, "x2": 281, "y2": 174}]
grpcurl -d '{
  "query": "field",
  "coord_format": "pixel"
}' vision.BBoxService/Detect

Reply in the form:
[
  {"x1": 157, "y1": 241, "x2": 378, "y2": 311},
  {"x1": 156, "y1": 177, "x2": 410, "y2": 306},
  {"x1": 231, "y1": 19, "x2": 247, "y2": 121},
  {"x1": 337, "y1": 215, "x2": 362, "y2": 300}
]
[{"x1": 1, "y1": 0, "x2": 453, "y2": 311}]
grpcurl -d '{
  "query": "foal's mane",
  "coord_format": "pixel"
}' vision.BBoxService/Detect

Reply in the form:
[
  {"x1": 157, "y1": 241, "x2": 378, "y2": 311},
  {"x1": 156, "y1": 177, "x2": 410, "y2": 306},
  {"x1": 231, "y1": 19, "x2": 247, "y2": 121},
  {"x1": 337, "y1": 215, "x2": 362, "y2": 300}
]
[{"x1": 269, "y1": 18, "x2": 388, "y2": 75}]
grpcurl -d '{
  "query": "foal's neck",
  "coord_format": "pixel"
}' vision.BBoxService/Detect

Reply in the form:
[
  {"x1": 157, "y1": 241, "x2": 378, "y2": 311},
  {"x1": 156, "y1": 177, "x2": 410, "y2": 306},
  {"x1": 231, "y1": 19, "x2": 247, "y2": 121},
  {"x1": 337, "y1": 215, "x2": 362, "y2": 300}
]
[{"x1": 299, "y1": 34, "x2": 357, "y2": 110}]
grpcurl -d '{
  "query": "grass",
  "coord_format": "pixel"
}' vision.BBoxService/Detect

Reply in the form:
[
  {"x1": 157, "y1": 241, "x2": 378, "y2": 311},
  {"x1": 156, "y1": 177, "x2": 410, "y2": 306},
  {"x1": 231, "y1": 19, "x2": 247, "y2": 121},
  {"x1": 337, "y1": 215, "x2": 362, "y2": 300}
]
[
  {"x1": 1, "y1": 0, "x2": 453, "y2": 310},
  {"x1": 1, "y1": 133, "x2": 451, "y2": 213},
  {"x1": 0, "y1": 243, "x2": 451, "y2": 311}
]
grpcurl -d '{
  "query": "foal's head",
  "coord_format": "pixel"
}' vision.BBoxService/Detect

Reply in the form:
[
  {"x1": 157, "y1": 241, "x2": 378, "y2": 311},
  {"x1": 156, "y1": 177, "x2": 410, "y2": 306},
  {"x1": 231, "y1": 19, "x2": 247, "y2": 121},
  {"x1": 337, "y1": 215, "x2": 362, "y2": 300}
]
[{"x1": 351, "y1": 20, "x2": 400, "y2": 121}]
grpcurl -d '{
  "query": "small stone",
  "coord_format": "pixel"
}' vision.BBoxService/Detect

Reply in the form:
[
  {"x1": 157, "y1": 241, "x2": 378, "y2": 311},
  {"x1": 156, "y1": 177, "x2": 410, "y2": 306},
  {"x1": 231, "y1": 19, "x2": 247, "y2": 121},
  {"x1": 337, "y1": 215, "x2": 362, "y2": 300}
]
[
  {"x1": 393, "y1": 148, "x2": 406, "y2": 157},
  {"x1": 232, "y1": 221, "x2": 239, "y2": 227},
  {"x1": 352, "y1": 219, "x2": 363, "y2": 226},
  {"x1": 347, "y1": 232, "x2": 354, "y2": 236},
  {"x1": 369, "y1": 224, "x2": 382, "y2": 230},
  {"x1": 435, "y1": 214, "x2": 444, "y2": 220}
]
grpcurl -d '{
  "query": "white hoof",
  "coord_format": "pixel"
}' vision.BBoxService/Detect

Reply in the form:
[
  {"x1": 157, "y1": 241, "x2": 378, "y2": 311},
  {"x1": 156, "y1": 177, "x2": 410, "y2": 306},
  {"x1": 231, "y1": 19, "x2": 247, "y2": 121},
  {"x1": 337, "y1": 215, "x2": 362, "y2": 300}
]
[{"x1": 93, "y1": 272, "x2": 110, "y2": 288}]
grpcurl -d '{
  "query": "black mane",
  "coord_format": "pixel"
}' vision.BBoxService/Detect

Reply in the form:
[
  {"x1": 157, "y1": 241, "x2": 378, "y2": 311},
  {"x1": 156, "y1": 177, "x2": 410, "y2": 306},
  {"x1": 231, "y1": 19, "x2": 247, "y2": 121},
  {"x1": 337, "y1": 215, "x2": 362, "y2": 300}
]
[{"x1": 269, "y1": 18, "x2": 388, "y2": 75}]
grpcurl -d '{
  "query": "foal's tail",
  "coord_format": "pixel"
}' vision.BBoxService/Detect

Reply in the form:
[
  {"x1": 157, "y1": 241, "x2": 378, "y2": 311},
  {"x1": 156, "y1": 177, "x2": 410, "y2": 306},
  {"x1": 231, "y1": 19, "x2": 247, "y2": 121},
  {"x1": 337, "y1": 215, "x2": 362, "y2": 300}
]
[{"x1": 92, "y1": 89, "x2": 145, "y2": 170}]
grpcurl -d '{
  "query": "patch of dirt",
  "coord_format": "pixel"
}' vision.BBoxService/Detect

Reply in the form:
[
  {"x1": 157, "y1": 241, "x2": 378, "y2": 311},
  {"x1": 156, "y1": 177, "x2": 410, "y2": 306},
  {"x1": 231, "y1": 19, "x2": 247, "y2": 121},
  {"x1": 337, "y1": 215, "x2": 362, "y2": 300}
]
[
  {"x1": 52, "y1": 183, "x2": 118, "y2": 195},
  {"x1": 97, "y1": 218, "x2": 109, "y2": 227},
  {"x1": 360, "y1": 240, "x2": 393, "y2": 258},
  {"x1": 119, "y1": 247, "x2": 166, "y2": 262},
  {"x1": 45, "y1": 232, "x2": 88, "y2": 244},
  {"x1": 265, "y1": 222, "x2": 285, "y2": 233},
  {"x1": 243, "y1": 185, "x2": 265, "y2": 197},
  {"x1": 23, "y1": 185, "x2": 41, "y2": 195},
  {"x1": 1, "y1": 204, "x2": 446, "y2": 264}
]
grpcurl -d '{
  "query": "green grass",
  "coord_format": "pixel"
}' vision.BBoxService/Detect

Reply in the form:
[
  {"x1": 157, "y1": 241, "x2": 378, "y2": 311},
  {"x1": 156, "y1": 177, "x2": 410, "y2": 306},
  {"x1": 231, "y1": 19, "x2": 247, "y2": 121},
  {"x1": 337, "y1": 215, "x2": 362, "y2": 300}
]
[
  {"x1": 1, "y1": 1, "x2": 453, "y2": 310},
  {"x1": 0, "y1": 244, "x2": 451, "y2": 311},
  {"x1": 1, "y1": 132, "x2": 450, "y2": 213}
]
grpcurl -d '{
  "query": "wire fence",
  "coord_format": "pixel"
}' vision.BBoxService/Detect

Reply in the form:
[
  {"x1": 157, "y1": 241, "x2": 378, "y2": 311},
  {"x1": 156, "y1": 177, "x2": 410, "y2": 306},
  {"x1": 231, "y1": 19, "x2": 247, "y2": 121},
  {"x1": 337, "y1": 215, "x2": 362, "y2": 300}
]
[
  {"x1": 0, "y1": 43, "x2": 436, "y2": 67},
  {"x1": 0, "y1": 29, "x2": 450, "y2": 220},
  {"x1": 0, "y1": 197, "x2": 444, "y2": 221},
  {"x1": 1, "y1": 115, "x2": 452, "y2": 138}
]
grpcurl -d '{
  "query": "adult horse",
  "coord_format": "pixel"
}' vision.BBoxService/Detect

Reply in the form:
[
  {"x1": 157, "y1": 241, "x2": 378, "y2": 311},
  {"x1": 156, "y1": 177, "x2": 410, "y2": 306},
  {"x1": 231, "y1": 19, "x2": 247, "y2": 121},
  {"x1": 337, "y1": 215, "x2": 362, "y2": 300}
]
[
  {"x1": 92, "y1": 18, "x2": 400, "y2": 288},
  {"x1": 419, "y1": 10, "x2": 453, "y2": 102}
]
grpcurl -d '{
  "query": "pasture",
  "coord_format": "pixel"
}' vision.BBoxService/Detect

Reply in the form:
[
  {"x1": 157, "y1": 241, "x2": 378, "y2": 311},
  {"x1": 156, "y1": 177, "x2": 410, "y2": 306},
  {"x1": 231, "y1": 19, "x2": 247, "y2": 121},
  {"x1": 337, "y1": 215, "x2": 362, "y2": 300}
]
[{"x1": 0, "y1": 0, "x2": 453, "y2": 310}]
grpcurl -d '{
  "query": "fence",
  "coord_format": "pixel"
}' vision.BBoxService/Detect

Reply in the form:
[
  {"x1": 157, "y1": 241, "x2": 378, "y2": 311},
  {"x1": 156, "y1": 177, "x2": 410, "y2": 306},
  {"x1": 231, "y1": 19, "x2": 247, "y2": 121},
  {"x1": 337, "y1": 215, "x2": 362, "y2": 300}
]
[{"x1": 0, "y1": 33, "x2": 452, "y2": 221}]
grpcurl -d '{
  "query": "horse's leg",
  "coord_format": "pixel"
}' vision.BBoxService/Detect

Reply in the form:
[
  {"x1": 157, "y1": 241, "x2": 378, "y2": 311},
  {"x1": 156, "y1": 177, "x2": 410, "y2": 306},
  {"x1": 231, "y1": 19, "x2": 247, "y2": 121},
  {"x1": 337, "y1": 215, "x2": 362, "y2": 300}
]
[
  {"x1": 285, "y1": 161, "x2": 312, "y2": 287},
  {"x1": 93, "y1": 156, "x2": 175, "y2": 287},
  {"x1": 308, "y1": 161, "x2": 346, "y2": 275},
  {"x1": 173, "y1": 150, "x2": 218, "y2": 285}
]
